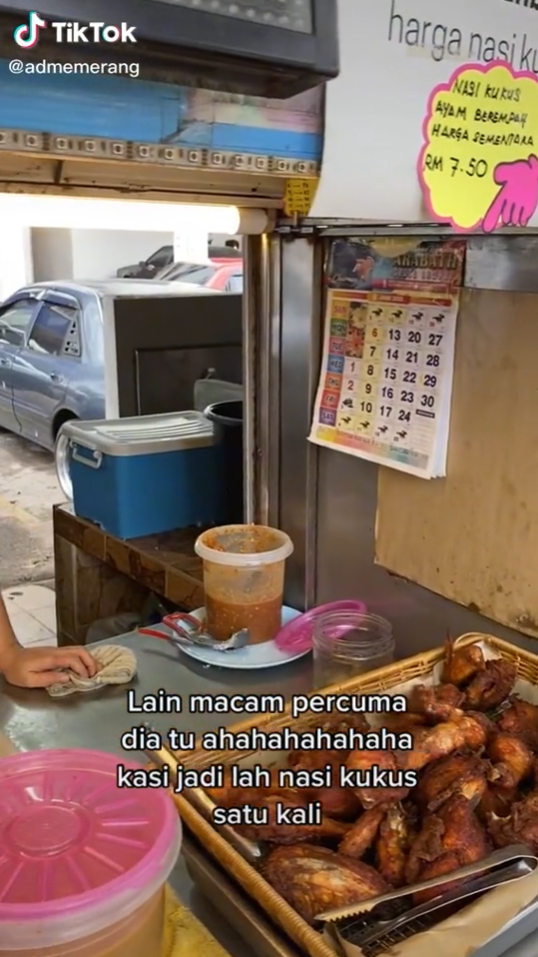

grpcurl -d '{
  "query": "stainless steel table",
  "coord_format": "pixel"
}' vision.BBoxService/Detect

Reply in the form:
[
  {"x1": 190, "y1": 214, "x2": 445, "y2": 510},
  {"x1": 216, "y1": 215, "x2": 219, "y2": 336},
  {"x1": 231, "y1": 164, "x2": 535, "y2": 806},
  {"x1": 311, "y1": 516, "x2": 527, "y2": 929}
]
[
  {"x1": 0, "y1": 631, "x2": 313, "y2": 957},
  {"x1": 1, "y1": 631, "x2": 537, "y2": 957}
]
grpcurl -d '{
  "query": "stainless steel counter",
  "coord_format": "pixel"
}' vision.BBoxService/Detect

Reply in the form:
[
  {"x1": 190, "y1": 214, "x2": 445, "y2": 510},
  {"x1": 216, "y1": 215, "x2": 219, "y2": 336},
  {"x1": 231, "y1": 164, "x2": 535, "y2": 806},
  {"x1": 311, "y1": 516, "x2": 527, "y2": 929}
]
[
  {"x1": 0, "y1": 631, "x2": 313, "y2": 957},
  {"x1": 1, "y1": 630, "x2": 537, "y2": 957}
]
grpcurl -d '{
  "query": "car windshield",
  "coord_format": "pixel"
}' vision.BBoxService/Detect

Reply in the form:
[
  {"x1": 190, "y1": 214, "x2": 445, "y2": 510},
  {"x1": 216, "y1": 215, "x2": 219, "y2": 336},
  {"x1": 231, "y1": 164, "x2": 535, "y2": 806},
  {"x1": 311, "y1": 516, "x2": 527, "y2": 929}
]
[
  {"x1": 158, "y1": 263, "x2": 216, "y2": 284},
  {"x1": 146, "y1": 246, "x2": 172, "y2": 267}
]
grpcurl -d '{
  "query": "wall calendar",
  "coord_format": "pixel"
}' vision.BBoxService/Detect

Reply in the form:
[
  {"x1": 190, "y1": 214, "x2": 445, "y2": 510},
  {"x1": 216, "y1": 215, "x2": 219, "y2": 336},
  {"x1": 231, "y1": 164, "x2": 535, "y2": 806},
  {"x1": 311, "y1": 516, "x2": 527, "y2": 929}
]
[{"x1": 308, "y1": 238, "x2": 465, "y2": 478}]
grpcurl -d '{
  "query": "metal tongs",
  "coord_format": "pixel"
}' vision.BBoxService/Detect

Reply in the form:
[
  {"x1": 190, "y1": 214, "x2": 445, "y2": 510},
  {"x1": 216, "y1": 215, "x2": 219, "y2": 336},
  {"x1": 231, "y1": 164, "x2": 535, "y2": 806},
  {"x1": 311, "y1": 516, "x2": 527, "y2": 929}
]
[
  {"x1": 139, "y1": 611, "x2": 248, "y2": 652},
  {"x1": 316, "y1": 845, "x2": 538, "y2": 947}
]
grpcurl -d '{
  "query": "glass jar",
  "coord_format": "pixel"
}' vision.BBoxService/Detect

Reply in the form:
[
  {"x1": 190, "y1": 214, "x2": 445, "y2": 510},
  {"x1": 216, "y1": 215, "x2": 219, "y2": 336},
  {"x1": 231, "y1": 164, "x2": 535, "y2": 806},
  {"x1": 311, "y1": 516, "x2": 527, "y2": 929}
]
[{"x1": 312, "y1": 612, "x2": 394, "y2": 689}]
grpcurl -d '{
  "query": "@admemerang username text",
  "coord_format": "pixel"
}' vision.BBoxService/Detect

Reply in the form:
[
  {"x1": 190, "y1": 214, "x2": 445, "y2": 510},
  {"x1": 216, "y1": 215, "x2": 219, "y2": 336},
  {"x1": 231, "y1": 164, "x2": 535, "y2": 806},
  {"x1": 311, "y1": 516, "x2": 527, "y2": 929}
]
[{"x1": 9, "y1": 59, "x2": 139, "y2": 77}]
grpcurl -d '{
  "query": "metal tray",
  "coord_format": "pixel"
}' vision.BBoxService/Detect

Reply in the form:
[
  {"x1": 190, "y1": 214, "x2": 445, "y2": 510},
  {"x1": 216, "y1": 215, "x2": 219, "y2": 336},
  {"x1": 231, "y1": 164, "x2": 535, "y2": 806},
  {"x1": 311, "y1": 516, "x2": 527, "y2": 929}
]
[
  {"x1": 183, "y1": 836, "x2": 303, "y2": 957},
  {"x1": 182, "y1": 835, "x2": 538, "y2": 957}
]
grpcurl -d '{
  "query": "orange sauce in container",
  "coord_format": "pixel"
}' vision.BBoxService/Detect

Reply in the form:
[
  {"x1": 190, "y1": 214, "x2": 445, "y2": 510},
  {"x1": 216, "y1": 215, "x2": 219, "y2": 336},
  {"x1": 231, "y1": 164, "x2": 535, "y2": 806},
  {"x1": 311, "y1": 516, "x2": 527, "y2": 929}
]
[
  {"x1": 205, "y1": 595, "x2": 283, "y2": 644},
  {"x1": 195, "y1": 525, "x2": 294, "y2": 645}
]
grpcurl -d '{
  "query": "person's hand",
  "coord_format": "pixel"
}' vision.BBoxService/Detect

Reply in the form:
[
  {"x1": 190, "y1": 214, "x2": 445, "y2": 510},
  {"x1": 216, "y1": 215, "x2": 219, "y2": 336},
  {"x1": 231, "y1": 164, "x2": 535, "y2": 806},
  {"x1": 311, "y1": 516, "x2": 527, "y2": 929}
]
[
  {"x1": 483, "y1": 155, "x2": 538, "y2": 232},
  {"x1": 1, "y1": 644, "x2": 98, "y2": 689}
]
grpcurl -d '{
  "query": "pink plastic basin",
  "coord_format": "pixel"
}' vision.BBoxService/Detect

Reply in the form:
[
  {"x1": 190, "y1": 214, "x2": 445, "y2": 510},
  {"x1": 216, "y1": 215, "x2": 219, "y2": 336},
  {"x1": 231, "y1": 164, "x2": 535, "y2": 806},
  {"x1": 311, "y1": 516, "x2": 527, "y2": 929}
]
[{"x1": 0, "y1": 749, "x2": 181, "y2": 954}]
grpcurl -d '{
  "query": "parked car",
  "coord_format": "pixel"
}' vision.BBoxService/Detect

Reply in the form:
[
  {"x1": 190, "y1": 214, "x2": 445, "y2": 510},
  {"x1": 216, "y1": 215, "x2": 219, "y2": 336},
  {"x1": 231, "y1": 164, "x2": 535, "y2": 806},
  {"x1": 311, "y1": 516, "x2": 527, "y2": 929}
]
[
  {"x1": 156, "y1": 259, "x2": 243, "y2": 292},
  {"x1": 117, "y1": 244, "x2": 241, "y2": 279},
  {"x1": 117, "y1": 245, "x2": 173, "y2": 279},
  {"x1": 0, "y1": 279, "x2": 217, "y2": 497}
]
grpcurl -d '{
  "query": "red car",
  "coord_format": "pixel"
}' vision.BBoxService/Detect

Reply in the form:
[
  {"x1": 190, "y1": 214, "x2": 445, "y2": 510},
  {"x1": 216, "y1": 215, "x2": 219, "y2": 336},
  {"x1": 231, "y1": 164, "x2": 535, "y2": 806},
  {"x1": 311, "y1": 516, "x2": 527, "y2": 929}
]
[{"x1": 155, "y1": 258, "x2": 243, "y2": 293}]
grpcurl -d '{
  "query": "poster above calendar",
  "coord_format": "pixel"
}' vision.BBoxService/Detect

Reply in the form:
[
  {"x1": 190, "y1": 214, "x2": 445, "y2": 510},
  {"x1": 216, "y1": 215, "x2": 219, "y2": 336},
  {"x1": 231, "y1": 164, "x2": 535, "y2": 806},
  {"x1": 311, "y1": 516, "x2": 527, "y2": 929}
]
[
  {"x1": 309, "y1": 238, "x2": 464, "y2": 479},
  {"x1": 327, "y1": 237, "x2": 465, "y2": 292}
]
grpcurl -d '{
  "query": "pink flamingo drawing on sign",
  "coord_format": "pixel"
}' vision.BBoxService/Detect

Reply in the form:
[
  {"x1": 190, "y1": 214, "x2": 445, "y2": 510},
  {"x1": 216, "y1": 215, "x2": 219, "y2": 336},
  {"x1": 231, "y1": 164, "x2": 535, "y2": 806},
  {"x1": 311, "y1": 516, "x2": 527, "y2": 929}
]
[{"x1": 483, "y1": 155, "x2": 538, "y2": 232}]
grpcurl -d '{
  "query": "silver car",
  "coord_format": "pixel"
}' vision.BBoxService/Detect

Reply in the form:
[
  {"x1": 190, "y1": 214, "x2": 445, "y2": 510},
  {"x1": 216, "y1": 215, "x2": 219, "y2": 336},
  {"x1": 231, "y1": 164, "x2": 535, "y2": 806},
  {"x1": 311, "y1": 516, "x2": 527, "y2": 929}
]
[{"x1": 0, "y1": 278, "x2": 214, "y2": 496}]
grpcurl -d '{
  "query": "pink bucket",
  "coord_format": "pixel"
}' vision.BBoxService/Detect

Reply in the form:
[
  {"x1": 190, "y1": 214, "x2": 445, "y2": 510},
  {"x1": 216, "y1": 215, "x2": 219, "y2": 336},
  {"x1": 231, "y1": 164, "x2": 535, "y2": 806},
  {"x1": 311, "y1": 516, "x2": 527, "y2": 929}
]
[{"x1": 0, "y1": 748, "x2": 181, "y2": 954}]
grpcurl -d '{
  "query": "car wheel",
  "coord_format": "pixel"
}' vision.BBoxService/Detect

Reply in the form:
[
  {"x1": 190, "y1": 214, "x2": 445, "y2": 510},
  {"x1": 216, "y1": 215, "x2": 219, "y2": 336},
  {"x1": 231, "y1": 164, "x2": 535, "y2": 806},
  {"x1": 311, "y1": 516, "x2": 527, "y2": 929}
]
[{"x1": 55, "y1": 427, "x2": 74, "y2": 501}]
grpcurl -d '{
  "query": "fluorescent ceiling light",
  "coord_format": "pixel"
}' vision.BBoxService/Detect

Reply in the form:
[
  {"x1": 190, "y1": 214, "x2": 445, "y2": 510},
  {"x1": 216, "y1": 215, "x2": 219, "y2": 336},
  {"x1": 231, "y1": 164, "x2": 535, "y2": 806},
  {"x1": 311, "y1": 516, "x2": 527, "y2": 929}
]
[{"x1": 0, "y1": 194, "x2": 267, "y2": 233}]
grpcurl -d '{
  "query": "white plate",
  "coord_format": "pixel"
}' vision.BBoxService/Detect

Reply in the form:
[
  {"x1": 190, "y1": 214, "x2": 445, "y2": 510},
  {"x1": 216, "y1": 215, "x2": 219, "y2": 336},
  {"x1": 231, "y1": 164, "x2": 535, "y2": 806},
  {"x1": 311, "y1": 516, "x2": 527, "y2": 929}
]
[{"x1": 163, "y1": 606, "x2": 307, "y2": 670}]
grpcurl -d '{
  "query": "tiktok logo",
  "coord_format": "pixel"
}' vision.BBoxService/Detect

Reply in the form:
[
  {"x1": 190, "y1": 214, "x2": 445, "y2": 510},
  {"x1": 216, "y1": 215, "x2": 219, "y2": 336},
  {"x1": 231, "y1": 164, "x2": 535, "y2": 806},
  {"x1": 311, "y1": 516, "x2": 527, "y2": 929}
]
[{"x1": 13, "y1": 12, "x2": 47, "y2": 48}]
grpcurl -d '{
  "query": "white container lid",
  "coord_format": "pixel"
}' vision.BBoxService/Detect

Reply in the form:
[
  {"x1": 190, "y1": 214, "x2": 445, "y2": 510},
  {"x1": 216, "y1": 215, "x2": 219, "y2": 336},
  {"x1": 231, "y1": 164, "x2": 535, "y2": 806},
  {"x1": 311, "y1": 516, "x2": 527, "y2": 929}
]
[
  {"x1": 61, "y1": 410, "x2": 215, "y2": 456},
  {"x1": 195, "y1": 524, "x2": 294, "y2": 567}
]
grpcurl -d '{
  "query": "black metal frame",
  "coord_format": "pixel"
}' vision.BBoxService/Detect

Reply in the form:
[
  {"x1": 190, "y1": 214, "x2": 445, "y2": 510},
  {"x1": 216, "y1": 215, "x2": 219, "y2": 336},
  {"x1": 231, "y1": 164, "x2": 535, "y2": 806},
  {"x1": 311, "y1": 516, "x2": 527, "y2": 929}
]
[{"x1": 1, "y1": 0, "x2": 338, "y2": 94}]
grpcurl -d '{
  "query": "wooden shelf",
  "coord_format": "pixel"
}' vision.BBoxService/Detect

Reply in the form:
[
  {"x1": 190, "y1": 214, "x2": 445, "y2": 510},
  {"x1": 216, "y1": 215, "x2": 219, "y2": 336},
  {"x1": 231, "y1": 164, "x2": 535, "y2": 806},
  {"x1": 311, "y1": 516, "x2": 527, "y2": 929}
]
[{"x1": 53, "y1": 505, "x2": 204, "y2": 646}]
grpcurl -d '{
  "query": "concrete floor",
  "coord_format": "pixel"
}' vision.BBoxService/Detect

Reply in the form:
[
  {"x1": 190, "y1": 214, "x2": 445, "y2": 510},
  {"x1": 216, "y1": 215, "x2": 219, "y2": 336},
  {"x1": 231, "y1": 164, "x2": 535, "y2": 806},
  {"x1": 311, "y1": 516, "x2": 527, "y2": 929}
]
[
  {"x1": 2, "y1": 584, "x2": 57, "y2": 646},
  {"x1": 0, "y1": 431, "x2": 63, "y2": 587}
]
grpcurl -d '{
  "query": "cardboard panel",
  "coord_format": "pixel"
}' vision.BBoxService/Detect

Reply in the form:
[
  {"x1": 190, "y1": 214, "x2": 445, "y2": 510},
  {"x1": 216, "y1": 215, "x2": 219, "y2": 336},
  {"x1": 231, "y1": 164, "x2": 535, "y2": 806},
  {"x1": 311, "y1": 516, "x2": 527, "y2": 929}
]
[{"x1": 376, "y1": 288, "x2": 538, "y2": 637}]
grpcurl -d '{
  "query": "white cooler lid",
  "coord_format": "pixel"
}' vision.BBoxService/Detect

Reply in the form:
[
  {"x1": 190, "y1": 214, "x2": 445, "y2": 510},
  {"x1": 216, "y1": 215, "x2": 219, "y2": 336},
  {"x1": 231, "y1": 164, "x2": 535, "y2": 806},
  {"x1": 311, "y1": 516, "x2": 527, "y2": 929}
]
[{"x1": 62, "y1": 411, "x2": 215, "y2": 456}]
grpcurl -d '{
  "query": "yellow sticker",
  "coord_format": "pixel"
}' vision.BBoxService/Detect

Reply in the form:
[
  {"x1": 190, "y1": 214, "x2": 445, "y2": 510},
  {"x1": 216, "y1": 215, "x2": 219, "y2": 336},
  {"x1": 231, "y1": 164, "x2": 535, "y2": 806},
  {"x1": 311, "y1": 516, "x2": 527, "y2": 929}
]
[
  {"x1": 418, "y1": 62, "x2": 538, "y2": 232},
  {"x1": 284, "y1": 178, "x2": 318, "y2": 217}
]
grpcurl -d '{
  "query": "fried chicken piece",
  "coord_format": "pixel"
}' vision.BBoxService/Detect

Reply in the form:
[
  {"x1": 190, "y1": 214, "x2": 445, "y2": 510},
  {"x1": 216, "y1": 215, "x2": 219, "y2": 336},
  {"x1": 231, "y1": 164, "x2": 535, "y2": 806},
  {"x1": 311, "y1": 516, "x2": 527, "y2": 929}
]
[
  {"x1": 497, "y1": 698, "x2": 538, "y2": 752},
  {"x1": 346, "y1": 749, "x2": 410, "y2": 808},
  {"x1": 288, "y1": 748, "x2": 349, "y2": 768},
  {"x1": 442, "y1": 636, "x2": 485, "y2": 687},
  {"x1": 263, "y1": 844, "x2": 389, "y2": 925},
  {"x1": 415, "y1": 753, "x2": 487, "y2": 812},
  {"x1": 531, "y1": 759, "x2": 538, "y2": 790},
  {"x1": 405, "y1": 815, "x2": 445, "y2": 885},
  {"x1": 408, "y1": 683, "x2": 465, "y2": 723},
  {"x1": 402, "y1": 797, "x2": 421, "y2": 831},
  {"x1": 205, "y1": 766, "x2": 297, "y2": 807},
  {"x1": 376, "y1": 806, "x2": 414, "y2": 887},
  {"x1": 487, "y1": 733, "x2": 534, "y2": 789},
  {"x1": 398, "y1": 714, "x2": 489, "y2": 773},
  {"x1": 306, "y1": 786, "x2": 362, "y2": 822},
  {"x1": 464, "y1": 660, "x2": 517, "y2": 712},
  {"x1": 234, "y1": 794, "x2": 349, "y2": 845},
  {"x1": 477, "y1": 783, "x2": 518, "y2": 823},
  {"x1": 489, "y1": 791, "x2": 538, "y2": 854},
  {"x1": 380, "y1": 713, "x2": 427, "y2": 734},
  {"x1": 413, "y1": 852, "x2": 467, "y2": 904},
  {"x1": 338, "y1": 806, "x2": 386, "y2": 858},
  {"x1": 286, "y1": 749, "x2": 361, "y2": 820},
  {"x1": 407, "y1": 796, "x2": 490, "y2": 903},
  {"x1": 468, "y1": 711, "x2": 498, "y2": 740},
  {"x1": 319, "y1": 713, "x2": 370, "y2": 734}
]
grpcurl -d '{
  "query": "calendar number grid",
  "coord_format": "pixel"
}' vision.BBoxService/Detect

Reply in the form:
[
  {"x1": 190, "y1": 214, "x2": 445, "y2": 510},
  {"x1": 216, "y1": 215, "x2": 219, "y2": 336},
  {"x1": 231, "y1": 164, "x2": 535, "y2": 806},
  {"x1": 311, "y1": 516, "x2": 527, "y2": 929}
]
[{"x1": 310, "y1": 288, "x2": 459, "y2": 478}]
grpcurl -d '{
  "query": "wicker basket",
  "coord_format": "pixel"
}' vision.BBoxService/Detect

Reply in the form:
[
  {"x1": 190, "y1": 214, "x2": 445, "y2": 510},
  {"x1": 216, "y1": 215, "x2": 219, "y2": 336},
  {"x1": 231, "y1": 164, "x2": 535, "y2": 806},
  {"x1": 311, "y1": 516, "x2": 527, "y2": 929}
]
[{"x1": 171, "y1": 633, "x2": 537, "y2": 957}]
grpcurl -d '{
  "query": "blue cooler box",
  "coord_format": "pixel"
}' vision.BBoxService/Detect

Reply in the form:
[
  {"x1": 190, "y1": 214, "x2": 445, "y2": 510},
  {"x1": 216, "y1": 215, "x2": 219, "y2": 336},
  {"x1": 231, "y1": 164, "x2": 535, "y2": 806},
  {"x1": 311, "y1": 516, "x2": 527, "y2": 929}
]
[{"x1": 62, "y1": 411, "x2": 225, "y2": 539}]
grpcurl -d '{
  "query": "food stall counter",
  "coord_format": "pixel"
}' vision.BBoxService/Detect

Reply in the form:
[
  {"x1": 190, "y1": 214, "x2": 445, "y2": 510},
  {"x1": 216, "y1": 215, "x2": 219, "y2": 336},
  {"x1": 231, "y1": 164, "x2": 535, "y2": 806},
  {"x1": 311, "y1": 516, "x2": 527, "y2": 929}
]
[
  {"x1": 0, "y1": 630, "x2": 313, "y2": 957},
  {"x1": 1, "y1": 631, "x2": 538, "y2": 957}
]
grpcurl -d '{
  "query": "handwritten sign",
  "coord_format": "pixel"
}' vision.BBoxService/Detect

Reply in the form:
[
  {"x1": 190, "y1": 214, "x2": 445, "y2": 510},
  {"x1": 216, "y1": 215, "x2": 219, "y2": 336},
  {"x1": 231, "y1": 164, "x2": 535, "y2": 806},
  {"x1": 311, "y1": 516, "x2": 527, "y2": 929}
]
[{"x1": 418, "y1": 62, "x2": 538, "y2": 233}]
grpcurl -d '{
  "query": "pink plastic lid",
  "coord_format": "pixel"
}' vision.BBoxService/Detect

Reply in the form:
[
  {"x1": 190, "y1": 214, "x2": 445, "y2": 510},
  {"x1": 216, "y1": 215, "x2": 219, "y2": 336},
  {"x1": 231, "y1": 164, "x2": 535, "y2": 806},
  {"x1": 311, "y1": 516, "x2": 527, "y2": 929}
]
[
  {"x1": 274, "y1": 599, "x2": 368, "y2": 653},
  {"x1": 0, "y1": 749, "x2": 180, "y2": 926}
]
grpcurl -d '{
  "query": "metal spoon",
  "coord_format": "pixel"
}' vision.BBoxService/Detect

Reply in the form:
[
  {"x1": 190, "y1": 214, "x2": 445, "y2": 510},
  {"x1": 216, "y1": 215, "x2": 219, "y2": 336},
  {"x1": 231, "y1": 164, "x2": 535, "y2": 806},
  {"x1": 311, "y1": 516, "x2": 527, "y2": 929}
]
[
  {"x1": 182, "y1": 627, "x2": 249, "y2": 652},
  {"x1": 140, "y1": 612, "x2": 249, "y2": 653}
]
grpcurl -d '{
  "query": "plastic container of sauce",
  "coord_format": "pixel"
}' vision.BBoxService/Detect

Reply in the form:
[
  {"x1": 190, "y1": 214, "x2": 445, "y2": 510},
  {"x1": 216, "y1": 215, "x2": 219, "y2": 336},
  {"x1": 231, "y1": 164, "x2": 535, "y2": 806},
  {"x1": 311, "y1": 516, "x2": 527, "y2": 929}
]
[
  {"x1": 194, "y1": 524, "x2": 294, "y2": 643},
  {"x1": 312, "y1": 611, "x2": 394, "y2": 688},
  {"x1": 0, "y1": 749, "x2": 181, "y2": 956}
]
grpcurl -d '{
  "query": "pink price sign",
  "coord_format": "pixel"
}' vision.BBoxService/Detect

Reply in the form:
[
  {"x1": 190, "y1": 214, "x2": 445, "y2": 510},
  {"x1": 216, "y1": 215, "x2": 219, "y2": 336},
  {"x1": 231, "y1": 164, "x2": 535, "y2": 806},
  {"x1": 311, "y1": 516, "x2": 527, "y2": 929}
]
[{"x1": 417, "y1": 62, "x2": 538, "y2": 233}]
